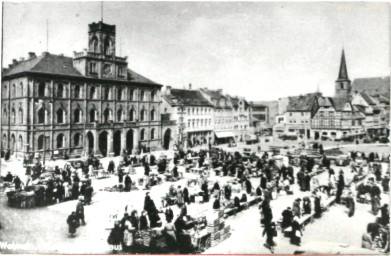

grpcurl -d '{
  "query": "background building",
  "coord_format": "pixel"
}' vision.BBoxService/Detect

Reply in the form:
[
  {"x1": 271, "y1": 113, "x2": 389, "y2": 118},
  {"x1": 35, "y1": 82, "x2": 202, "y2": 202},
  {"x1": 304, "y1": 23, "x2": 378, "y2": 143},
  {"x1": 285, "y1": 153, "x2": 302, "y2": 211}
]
[
  {"x1": 1, "y1": 21, "x2": 163, "y2": 159},
  {"x1": 228, "y1": 96, "x2": 250, "y2": 142},
  {"x1": 199, "y1": 88, "x2": 235, "y2": 144},
  {"x1": 162, "y1": 85, "x2": 214, "y2": 149}
]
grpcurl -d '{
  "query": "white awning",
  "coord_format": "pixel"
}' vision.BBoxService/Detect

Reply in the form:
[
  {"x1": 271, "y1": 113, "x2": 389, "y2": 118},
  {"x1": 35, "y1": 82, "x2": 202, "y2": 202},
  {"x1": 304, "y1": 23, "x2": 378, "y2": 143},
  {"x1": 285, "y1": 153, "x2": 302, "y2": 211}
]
[
  {"x1": 245, "y1": 134, "x2": 258, "y2": 141},
  {"x1": 215, "y1": 131, "x2": 235, "y2": 138}
]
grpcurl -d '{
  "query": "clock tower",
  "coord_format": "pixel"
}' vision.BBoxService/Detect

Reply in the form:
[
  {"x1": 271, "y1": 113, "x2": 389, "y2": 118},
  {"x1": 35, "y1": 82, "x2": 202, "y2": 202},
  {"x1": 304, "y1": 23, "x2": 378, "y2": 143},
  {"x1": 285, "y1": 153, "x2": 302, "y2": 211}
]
[{"x1": 72, "y1": 21, "x2": 128, "y2": 80}]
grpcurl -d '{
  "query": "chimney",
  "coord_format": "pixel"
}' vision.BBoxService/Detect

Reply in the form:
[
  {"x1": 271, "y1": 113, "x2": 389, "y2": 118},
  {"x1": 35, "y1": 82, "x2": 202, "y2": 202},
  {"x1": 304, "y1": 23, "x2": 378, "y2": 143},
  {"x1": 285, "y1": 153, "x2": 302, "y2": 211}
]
[
  {"x1": 28, "y1": 52, "x2": 36, "y2": 59},
  {"x1": 165, "y1": 86, "x2": 172, "y2": 95},
  {"x1": 12, "y1": 59, "x2": 18, "y2": 65},
  {"x1": 42, "y1": 52, "x2": 49, "y2": 56},
  {"x1": 8, "y1": 64, "x2": 13, "y2": 69},
  {"x1": 19, "y1": 57, "x2": 25, "y2": 62},
  {"x1": 217, "y1": 89, "x2": 223, "y2": 93},
  {"x1": 188, "y1": 83, "x2": 192, "y2": 90}
]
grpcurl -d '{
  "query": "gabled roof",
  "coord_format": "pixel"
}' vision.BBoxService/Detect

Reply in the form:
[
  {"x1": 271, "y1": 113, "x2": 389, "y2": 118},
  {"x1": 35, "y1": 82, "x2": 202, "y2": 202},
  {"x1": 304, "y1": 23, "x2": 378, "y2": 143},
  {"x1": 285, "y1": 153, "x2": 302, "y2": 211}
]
[
  {"x1": 286, "y1": 93, "x2": 317, "y2": 112},
  {"x1": 353, "y1": 104, "x2": 366, "y2": 113},
  {"x1": 358, "y1": 92, "x2": 377, "y2": 105},
  {"x1": 3, "y1": 53, "x2": 160, "y2": 85},
  {"x1": 227, "y1": 95, "x2": 249, "y2": 109},
  {"x1": 351, "y1": 76, "x2": 390, "y2": 97},
  {"x1": 163, "y1": 89, "x2": 213, "y2": 107},
  {"x1": 200, "y1": 88, "x2": 232, "y2": 109}
]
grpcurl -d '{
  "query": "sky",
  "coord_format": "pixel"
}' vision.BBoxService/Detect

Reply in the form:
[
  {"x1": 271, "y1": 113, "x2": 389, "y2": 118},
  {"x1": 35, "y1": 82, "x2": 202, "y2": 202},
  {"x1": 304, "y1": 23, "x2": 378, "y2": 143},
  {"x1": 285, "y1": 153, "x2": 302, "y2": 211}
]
[{"x1": 2, "y1": 2, "x2": 389, "y2": 101}]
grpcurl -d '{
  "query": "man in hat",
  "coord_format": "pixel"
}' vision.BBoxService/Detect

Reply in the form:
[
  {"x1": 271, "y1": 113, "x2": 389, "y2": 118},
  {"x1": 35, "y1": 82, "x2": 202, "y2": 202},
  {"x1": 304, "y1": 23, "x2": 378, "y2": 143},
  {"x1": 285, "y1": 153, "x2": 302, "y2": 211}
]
[{"x1": 76, "y1": 196, "x2": 86, "y2": 225}]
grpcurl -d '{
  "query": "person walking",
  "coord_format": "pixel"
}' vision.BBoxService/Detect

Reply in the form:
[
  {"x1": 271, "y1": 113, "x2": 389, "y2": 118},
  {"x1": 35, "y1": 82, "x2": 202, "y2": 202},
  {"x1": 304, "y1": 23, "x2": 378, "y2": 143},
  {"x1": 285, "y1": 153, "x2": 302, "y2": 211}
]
[
  {"x1": 67, "y1": 211, "x2": 80, "y2": 236},
  {"x1": 263, "y1": 222, "x2": 277, "y2": 252},
  {"x1": 345, "y1": 192, "x2": 355, "y2": 217},
  {"x1": 76, "y1": 197, "x2": 86, "y2": 225}
]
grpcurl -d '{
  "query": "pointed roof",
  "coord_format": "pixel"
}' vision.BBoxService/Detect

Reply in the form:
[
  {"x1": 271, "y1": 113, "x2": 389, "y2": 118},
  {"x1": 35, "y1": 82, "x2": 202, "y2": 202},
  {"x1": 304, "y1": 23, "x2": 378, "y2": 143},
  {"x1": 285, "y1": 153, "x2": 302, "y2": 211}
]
[{"x1": 337, "y1": 49, "x2": 350, "y2": 82}]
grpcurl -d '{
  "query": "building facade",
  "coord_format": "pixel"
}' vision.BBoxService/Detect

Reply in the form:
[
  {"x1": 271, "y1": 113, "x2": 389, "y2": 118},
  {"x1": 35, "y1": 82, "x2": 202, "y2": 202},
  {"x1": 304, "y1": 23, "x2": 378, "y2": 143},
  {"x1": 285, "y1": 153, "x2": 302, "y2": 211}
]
[
  {"x1": 351, "y1": 91, "x2": 389, "y2": 137},
  {"x1": 229, "y1": 96, "x2": 250, "y2": 142},
  {"x1": 162, "y1": 86, "x2": 214, "y2": 149},
  {"x1": 311, "y1": 96, "x2": 365, "y2": 140},
  {"x1": 199, "y1": 88, "x2": 235, "y2": 144},
  {"x1": 1, "y1": 21, "x2": 163, "y2": 159}
]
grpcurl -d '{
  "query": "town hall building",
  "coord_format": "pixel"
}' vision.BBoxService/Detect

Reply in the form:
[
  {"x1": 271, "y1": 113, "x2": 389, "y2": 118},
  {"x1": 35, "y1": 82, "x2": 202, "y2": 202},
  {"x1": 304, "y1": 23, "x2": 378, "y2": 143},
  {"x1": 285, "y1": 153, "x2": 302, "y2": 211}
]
[{"x1": 1, "y1": 21, "x2": 163, "y2": 159}]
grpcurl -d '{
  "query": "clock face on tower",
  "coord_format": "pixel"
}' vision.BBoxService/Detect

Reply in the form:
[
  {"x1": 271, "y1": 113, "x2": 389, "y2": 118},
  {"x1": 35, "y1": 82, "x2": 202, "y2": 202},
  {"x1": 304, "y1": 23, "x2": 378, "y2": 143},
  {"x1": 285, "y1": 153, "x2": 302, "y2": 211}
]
[{"x1": 103, "y1": 64, "x2": 112, "y2": 76}]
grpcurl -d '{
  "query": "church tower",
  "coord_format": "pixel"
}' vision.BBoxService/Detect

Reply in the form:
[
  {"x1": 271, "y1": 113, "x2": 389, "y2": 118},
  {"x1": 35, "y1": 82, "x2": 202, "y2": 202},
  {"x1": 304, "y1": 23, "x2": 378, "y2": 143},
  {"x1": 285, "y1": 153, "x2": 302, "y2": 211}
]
[
  {"x1": 334, "y1": 49, "x2": 351, "y2": 99},
  {"x1": 73, "y1": 21, "x2": 128, "y2": 80}
]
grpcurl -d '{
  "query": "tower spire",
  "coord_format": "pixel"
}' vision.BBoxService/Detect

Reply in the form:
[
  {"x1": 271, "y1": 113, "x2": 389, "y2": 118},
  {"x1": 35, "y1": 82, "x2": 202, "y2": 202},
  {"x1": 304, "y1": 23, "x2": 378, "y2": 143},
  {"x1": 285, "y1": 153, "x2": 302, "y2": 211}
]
[{"x1": 337, "y1": 49, "x2": 349, "y2": 81}]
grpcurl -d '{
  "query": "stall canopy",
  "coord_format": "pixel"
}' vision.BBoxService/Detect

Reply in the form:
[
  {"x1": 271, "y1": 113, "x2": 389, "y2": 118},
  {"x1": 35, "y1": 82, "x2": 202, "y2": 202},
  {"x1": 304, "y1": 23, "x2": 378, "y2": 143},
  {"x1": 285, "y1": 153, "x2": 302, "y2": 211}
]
[
  {"x1": 245, "y1": 134, "x2": 258, "y2": 141},
  {"x1": 215, "y1": 131, "x2": 235, "y2": 138}
]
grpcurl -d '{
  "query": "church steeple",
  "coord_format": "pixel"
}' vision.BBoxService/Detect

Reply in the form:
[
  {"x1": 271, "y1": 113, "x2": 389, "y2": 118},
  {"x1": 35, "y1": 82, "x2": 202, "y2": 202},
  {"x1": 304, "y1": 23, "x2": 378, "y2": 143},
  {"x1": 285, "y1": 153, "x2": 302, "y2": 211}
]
[
  {"x1": 335, "y1": 49, "x2": 351, "y2": 99},
  {"x1": 337, "y1": 49, "x2": 349, "y2": 81}
]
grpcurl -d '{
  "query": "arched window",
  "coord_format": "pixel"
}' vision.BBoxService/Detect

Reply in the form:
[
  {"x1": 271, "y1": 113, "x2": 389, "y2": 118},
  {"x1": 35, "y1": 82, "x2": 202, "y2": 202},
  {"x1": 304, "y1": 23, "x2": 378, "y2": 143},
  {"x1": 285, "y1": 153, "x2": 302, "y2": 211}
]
[
  {"x1": 37, "y1": 135, "x2": 45, "y2": 150},
  {"x1": 18, "y1": 108, "x2": 23, "y2": 124},
  {"x1": 129, "y1": 108, "x2": 135, "y2": 121},
  {"x1": 140, "y1": 129, "x2": 145, "y2": 140},
  {"x1": 38, "y1": 82, "x2": 45, "y2": 97},
  {"x1": 150, "y1": 128, "x2": 155, "y2": 140},
  {"x1": 90, "y1": 36, "x2": 98, "y2": 52},
  {"x1": 151, "y1": 91, "x2": 156, "y2": 101},
  {"x1": 140, "y1": 90, "x2": 145, "y2": 101},
  {"x1": 57, "y1": 134, "x2": 64, "y2": 148},
  {"x1": 117, "y1": 109, "x2": 123, "y2": 122},
  {"x1": 117, "y1": 88, "x2": 123, "y2": 100},
  {"x1": 11, "y1": 108, "x2": 15, "y2": 124},
  {"x1": 150, "y1": 108, "x2": 156, "y2": 121},
  {"x1": 74, "y1": 85, "x2": 81, "y2": 99},
  {"x1": 74, "y1": 109, "x2": 82, "y2": 123},
  {"x1": 12, "y1": 84, "x2": 16, "y2": 97},
  {"x1": 38, "y1": 108, "x2": 45, "y2": 124},
  {"x1": 2, "y1": 134, "x2": 7, "y2": 149},
  {"x1": 90, "y1": 86, "x2": 96, "y2": 99},
  {"x1": 140, "y1": 108, "x2": 146, "y2": 121},
  {"x1": 18, "y1": 135, "x2": 23, "y2": 150},
  {"x1": 103, "y1": 108, "x2": 112, "y2": 123},
  {"x1": 129, "y1": 89, "x2": 134, "y2": 100},
  {"x1": 3, "y1": 108, "x2": 7, "y2": 123},
  {"x1": 89, "y1": 109, "x2": 96, "y2": 122},
  {"x1": 74, "y1": 133, "x2": 82, "y2": 147},
  {"x1": 57, "y1": 108, "x2": 64, "y2": 124},
  {"x1": 19, "y1": 82, "x2": 23, "y2": 97},
  {"x1": 104, "y1": 38, "x2": 113, "y2": 55},
  {"x1": 104, "y1": 87, "x2": 110, "y2": 100},
  {"x1": 57, "y1": 84, "x2": 64, "y2": 98}
]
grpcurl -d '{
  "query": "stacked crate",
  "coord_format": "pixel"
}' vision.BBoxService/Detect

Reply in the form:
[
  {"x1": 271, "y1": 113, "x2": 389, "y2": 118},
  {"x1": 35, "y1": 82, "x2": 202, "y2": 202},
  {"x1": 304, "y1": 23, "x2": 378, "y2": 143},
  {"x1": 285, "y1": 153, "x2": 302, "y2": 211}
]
[{"x1": 206, "y1": 209, "x2": 231, "y2": 247}]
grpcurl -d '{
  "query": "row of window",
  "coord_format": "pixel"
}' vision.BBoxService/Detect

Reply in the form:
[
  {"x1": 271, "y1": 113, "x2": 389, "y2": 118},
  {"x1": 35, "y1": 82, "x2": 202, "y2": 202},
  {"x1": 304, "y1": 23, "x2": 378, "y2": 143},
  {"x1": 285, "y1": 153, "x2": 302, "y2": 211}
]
[
  {"x1": 234, "y1": 125, "x2": 248, "y2": 130},
  {"x1": 2, "y1": 108, "x2": 23, "y2": 124},
  {"x1": 185, "y1": 107, "x2": 212, "y2": 115},
  {"x1": 34, "y1": 83, "x2": 157, "y2": 101},
  {"x1": 187, "y1": 119, "x2": 212, "y2": 129},
  {"x1": 35, "y1": 107, "x2": 157, "y2": 124},
  {"x1": 233, "y1": 116, "x2": 248, "y2": 121}
]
